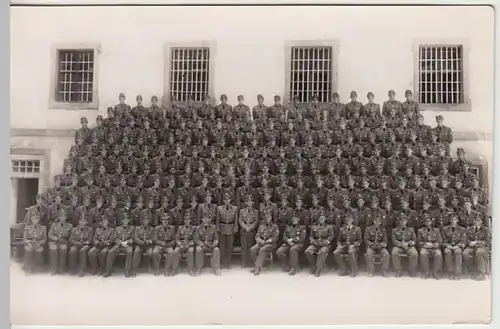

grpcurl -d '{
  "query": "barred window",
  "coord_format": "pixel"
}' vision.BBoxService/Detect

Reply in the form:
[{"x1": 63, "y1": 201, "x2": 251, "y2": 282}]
[
  {"x1": 289, "y1": 47, "x2": 333, "y2": 103},
  {"x1": 169, "y1": 47, "x2": 210, "y2": 102},
  {"x1": 418, "y1": 45, "x2": 463, "y2": 105},
  {"x1": 56, "y1": 50, "x2": 95, "y2": 103},
  {"x1": 12, "y1": 160, "x2": 40, "y2": 173}
]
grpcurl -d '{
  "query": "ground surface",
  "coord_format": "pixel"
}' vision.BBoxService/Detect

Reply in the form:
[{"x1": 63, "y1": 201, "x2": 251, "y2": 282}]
[{"x1": 10, "y1": 262, "x2": 491, "y2": 325}]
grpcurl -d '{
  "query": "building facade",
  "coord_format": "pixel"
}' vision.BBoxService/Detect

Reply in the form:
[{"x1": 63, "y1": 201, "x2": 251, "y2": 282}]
[{"x1": 10, "y1": 6, "x2": 494, "y2": 223}]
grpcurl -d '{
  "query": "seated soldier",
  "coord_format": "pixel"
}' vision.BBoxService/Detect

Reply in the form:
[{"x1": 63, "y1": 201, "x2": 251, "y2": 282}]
[
  {"x1": 391, "y1": 215, "x2": 418, "y2": 277},
  {"x1": 152, "y1": 213, "x2": 177, "y2": 276},
  {"x1": 306, "y1": 214, "x2": 335, "y2": 277},
  {"x1": 463, "y1": 216, "x2": 490, "y2": 280},
  {"x1": 172, "y1": 213, "x2": 197, "y2": 276},
  {"x1": 442, "y1": 214, "x2": 466, "y2": 280},
  {"x1": 194, "y1": 216, "x2": 221, "y2": 276},
  {"x1": 417, "y1": 215, "x2": 443, "y2": 279},
  {"x1": 238, "y1": 196, "x2": 259, "y2": 268},
  {"x1": 22, "y1": 211, "x2": 47, "y2": 273},
  {"x1": 250, "y1": 211, "x2": 279, "y2": 276},
  {"x1": 364, "y1": 215, "x2": 389, "y2": 277},
  {"x1": 132, "y1": 215, "x2": 154, "y2": 277},
  {"x1": 105, "y1": 214, "x2": 135, "y2": 277},
  {"x1": 68, "y1": 214, "x2": 94, "y2": 276},
  {"x1": 333, "y1": 214, "x2": 362, "y2": 277},
  {"x1": 276, "y1": 215, "x2": 306, "y2": 275},
  {"x1": 48, "y1": 208, "x2": 73, "y2": 275},
  {"x1": 88, "y1": 218, "x2": 115, "y2": 275}
]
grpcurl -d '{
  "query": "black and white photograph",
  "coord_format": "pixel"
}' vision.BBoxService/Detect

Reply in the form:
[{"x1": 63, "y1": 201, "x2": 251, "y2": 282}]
[{"x1": 9, "y1": 3, "x2": 493, "y2": 326}]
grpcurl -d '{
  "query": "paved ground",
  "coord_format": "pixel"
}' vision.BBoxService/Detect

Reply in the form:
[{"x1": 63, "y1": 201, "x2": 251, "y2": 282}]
[{"x1": 10, "y1": 262, "x2": 491, "y2": 325}]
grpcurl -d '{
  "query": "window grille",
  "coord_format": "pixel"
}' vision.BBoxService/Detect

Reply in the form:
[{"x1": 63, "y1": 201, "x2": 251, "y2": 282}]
[
  {"x1": 56, "y1": 50, "x2": 94, "y2": 103},
  {"x1": 169, "y1": 47, "x2": 210, "y2": 102},
  {"x1": 289, "y1": 46, "x2": 333, "y2": 103},
  {"x1": 418, "y1": 45, "x2": 463, "y2": 104},
  {"x1": 12, "y1": 160, "x2": 40, "y2": 173}
]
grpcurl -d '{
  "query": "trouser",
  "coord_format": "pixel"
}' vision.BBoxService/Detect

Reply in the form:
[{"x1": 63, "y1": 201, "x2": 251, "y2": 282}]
[
  {"x1": 23, "y1": 243, "x2": 44, "y2": 271},
  {"x1": 419, "y1": 248, "x2": 442, "y2": 274},
  {"x1": 69, "y1": 245, "x2": 90, "y2": 272},
  {"x1": 172, "y1": 246, "x2": 195, "y2": 271},
  {"x1": 250, "y1": 243, "x2": 275, "y2": 268},
  {"x1": 463, "y1": 247, "x2": 487, "y2": 274},
  {"x1": 391, "y1": 246, "x2": 418, "y2": 273},
  {"x1": 305, "y1": 245, "x2": 331, "y2": 270},
  {"x1": 48, "y1": 242, "x2": 68, "y2": 273},
  {"x1": 333, "y1": 245, "x2": 358, "y2": 273},
  {"x1": 152, "y1": 246, "x2": 175, "y2": 272},
  {"x1": 106, "y1": 245, "x2": 133, "y2": 274},
  {"x1": 444, "y1": 247, "x2": 463, "y2": 275},
  {"x1": 195, "y1": 246, "x2": 221, "y2": 271},
  {"x1": 220, "y1": 234, "x2": 234, "y2": 267},
  {"x1": 132, "y1": 245, "x2": 153, "y2": 271},
  {"x1": 365, "y1": 247, "x2": 390, "y2": 274},
  {"x1": 240, "y1": 230, "x2": 256, "y2": 267},
  {"x1": 88, "y1": 246, "x2": 110, "y2": 272},
  {"x1": 276, "y1": 243, "x2": 303, "y2": 269}
]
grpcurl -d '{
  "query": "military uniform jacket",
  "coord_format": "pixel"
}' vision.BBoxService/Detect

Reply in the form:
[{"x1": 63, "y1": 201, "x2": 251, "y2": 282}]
[
  {"x1": 216, "y1": 205, "x2": 239, "y2": 235},
  {"x1": 24, "y1": 204, "x2": 48, "y2": 226},
  {"x1": 48, "y1": 203, "x2": 68, "y2": 222},
  {"x1": 345, "y1": 101, "x2": 363, "y2": 119},
  {"x1": 259, "y1": 202, "x2": 278, "y2": 222},
  {"x1": 310, "y1": 224, "x2": 335, "y2": 246},
  {"x1": 175, "y1": 224, "x2": 196, "y2": 246},
  {"x1": 441, "y1": 225, "x2": 466, "y2": 248},
  {"x1": 277, "y1": 206, "x2": 293, "y2": 228},
  {"x1": 431, "y1": 207, "x2": 452, "y2": 228},
  {"x1": 70, "y1": 225, "x2": 94, "y2": 246},
  {"x1": 391, "y1": 226, "x2": 416, "y2": 247},
  {"x1": 197, "y1": 203, "x2": 217, "y2": 222},
  {"x1": 93, "y1": 227, "x2": 115, "y2": 247},
  {"x1": 114, "y1": 225, "x2": 135, "y2": 245},
  {"x1": 433, "y1": 125, "x2": 453, "y2": 143},
  {"x1": 48, "y1": 221, "x2": 73, "y2": 244},
  {"x1": 283, "y1": 224, "x2": 306, "y2": 245},
  {"x1": 89, "y1": 206, "x2": 106, "y2": 228},
  {"x1": 465, "y1": 226, "x2": 490, "y2": 247},
  {"x1": 401, "y1": 100, "x2": 420, "y2": 116},
  {"x1": 255, "y1": 223, "x2": 279, "y2": 244},
  {"x1": 195, "y1": 224, "x2": 219, "y2": 247},
  {"x1": 24, "y1": 224, "x2": 47, "y2": 245},
  {"x1": 134, "y1": 225, "x2": 154, "y2": 245},
  {"x1": 239, "y1": 207, "x2": 259, "y2": 232},
  {"x1": 364, "y1": 225, "x2": 387, "y2": 248},
  {"x1": 382, "y1": 100, "x2": 402, "y2": 117},
  {"x1": 154, "y1": 225, "x2": 176, "y2": 247},
  {"x1": 417, "y1": 227, "x2": 442, "y2": 249}
]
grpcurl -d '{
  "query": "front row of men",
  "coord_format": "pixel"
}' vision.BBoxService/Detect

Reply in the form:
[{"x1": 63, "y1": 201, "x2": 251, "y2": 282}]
[{"x1": 23, "y1": 198, "x2": 489, "y2": 280}]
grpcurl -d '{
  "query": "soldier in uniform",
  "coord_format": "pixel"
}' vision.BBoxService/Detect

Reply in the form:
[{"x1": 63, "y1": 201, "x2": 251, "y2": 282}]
[
  {"x1": 433, "y1": 115, "x2": 453, "y2": 156},
  {"x1": 172, "y1": 213, "x2": 197, "y2": 276},
  {"x1": 216, "y1": 194, "x2": 239, "y2": 268},
  {"x1": 197, "y1": 192, "x2": 217, "y2": 225},
  {"x1": 215, "y1": 94, "x2": 232, "y2": 119},
  {"x1": 194, "y1": 216, "x2": 221, "y2": 275},
  {"x1": 75, "y1": 116, "x2": 91, "y2": 144},
  {"x1": 152, "y1": 213, "x2": 176, "y2": 276},
  {"x1": 239, "y1": 196, "x2": 259, "y2": 268},
  {"x1": 48, "y1": 208, "x2": 73, "y2": 275},
  {"x1": 24, "y1": 193, "x2": 49, "y2": 226},
  {"x1": 333, "y1": 214, "x2": 362, "y2": 277},
  {"x1": 68, "y1": 215, "x2": 94, "y2": 276},
  {"x1": 463, "y1": 216, "x2": 490, "y2": 280},
  {"x1": 391, "y1": 215, "x2": 418, "y2": 277},
  {"x1": 306, "y1": 214, "x2": 334, "y2": 277},
  {"x1": 88, "y1": 218, "x2": 115, "y2": 275},
  {"x1": 442, "y1": 214, "x2": 466, "y2": 280},
  {"x1": 132, "y1": 215, "x2": 154, "y2": 276},
  {"x1": 276, "y1": 215, "x2": 306, "y2": 275},
  {"x1": 401, "y1": 89, "x2": 419, "y2": 116},
  {"x1": 250, "y1": 211, "x2": 279, "y2": 275},
  {"x1": 345, "y1": 91, "x2": 363, "y2": 119},
  {"x1": 48, "y1": 193, "x2": 67, "y2": 223},
  {"x1": 105, "y1": 214, "x2": 135, "y2": 277},
  {"x1": 382, "y1": 90, "x2": 402, "y2": 117},
  {"x1": 22, "y1": 212, "x2": 47, "y2": 273},
  {"x1": 417, "y1": 215, "x2": 443, "y2": 279},
  {"x1": 364, "y1": 215, "x2": 389, "y2": 276},
  {"x1": 266, "y1": 95, "x2": 285, "y2": 119}
]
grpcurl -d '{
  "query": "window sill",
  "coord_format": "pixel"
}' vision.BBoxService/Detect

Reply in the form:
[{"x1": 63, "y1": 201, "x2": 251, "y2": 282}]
[
  {"x1": 419, "y1": 99, "x2": 471, "y2": 112},
  {"x1": 48, "y1": 98, "x2": 99, "y2": 110}
]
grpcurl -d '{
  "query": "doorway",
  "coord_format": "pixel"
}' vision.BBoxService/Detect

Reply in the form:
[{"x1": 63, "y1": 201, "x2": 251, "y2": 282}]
[{"x1": 15, "y1": 178, "x2": 39, "y2": 223}]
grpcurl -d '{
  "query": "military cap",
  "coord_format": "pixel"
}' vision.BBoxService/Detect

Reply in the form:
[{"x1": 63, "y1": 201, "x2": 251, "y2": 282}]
[
  {"x1": 367, "y1": 92, "x2": 374, "y2": 98},
  {"x1": 388, "y1": 90, "x2": 396, "y2": 96},
  {"x1": 119, "y1": 92, "x2": 126, "y2": 98},
  {"x1": 435, "y1": 115, "x2": 444, "y2": 121},
  {"x1": 350, "y1": 91, "x2": 357, "y2": 97},
  {"x1": 96, "y1": 115, "x2": 103, "y2": 121},
  {"x1": 220, "y1": 94, "x2": 228, "y2": 101},
  {"x1": 457, "y1": 147, "x2": 465, "y2": 155},
  {"x1": 405, "y1": 89, "x2": 413, "y2": 96},
  {"x1": 332, "y1": 92, "x2": 340, "y2": 99},
  {"x1": 237, "y1": 95, "x2": 244, "y2": 101},
  {"x1": 274, "y1": 95, "x2": 281, "y2": 100}
]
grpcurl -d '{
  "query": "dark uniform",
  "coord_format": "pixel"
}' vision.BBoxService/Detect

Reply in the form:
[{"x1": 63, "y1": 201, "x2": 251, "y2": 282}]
[
  {"x1": 22, "y1": 220, "x2": 47, "y2": 272},
  {"x1": 152, "y1": 217, "x2": 176, "y2": 275},
  {"x1": 88, "y1": 222, "x2": 115, "y2": 275},
  {"x1": 250, "y1": 219, "x2": 279, "y2": 275},
  {"x1": 305, "y1": 218, "x2": 334, "y2": 276},
  {"x1": 463, "y1": 222, "x2": 490, "y2": 279},
  {"x1": 391, "y1": 221, "x2": 418, "y2": 276},
  {"x1": 442, "y1": 222, "x2": 466, "y2": 278},
  {"x1": 68, "y1": 218, "x2": 94, "y2": 275},
  {"x1": 172, "y1": 217, "x2": 197, "y2": 275},
  {"x1": 333, "y1": 222, "x2": 362, "y2": 276},
  {"x1": 216, "y1": 199, "x2": 239, "y2": 268},
  {"x1": 238, "y1": 200, "x2": 259, "y2": 268},
  {"x1": 276, "y1": 218, "x2": 306, "y2": 274},
  {"x1": 132, "y1": 221, "x2": 154, "y2": 275},
  {"x1": 194, "y1": 221, "x2": 221, "y2": 274},
  {"x1": 48, "y1": 214, "x2": 73, "y2": 274},
  {"x1": 105, "y1": 218, "x2": 135, "y2": 277},
  {"x1": 417, "y1": 223, "x2": 443, "y2": 278}
]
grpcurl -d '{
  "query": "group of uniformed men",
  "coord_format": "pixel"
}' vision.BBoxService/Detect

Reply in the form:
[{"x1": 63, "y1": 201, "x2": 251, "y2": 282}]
[{"x1": 21, "y1": 90, "x2": 491, "y2": 280}]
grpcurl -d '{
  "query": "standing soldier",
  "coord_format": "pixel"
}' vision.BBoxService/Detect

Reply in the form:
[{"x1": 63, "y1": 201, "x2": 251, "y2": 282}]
[
  {"x1": 152, "y1": 214, "x2": 176, "y2": 276},
  {"x1": 105, "y1": 214, "x2": 135, "y2": 277},
  {"x1": 463, "y1": 216, "x2": 490, "y2": 280},
  {"x1": 345, "y1": 91, "x2": 363, "y2": 119},
  {"x1": 48, "y1": 193, "x2": 67, "y2": 224},
  {"x1": 442, "y1": 214, "x2": 466, "y2": 280},
  {"x1": 277, "y1": 198, "x2": 294, "y2": 243},
  {"x1": 132, "y1": 216, "x2": 154, "y2": 276},
  {"x1": 401, "y1": 89, "x2": 420, "y2": 116},
  {"x1": 216, "y1": 194, "x2": 239, "y2": 269},
  {"x1": 114, "y1": 92, "x2": 132, "y2": 116},
  {"x1": 194, "y1": 216, "x2": 221, "y2": 275},
  {"x1": 68, "y1": 215, "x2": 94, "y2": 276},
  {"x1": 233, "y1": 95, "x2": 251, "y2": 120},
  {"x1": 88, "y1": 218, "x2": 115, "y2": 275},
  {"x1": 433, "y1": 115, "x2": 453, "y2": 156},
  {"x1": 382, "y1": 90, "x2": 402, "y2": 117},
  {"x1": 364, "y1": 215, "x2": 389, "y2": 277},
  {"x1": 330, "y1": 92, "x2": 345, "y2": 118},
  {"x1": 276, "y1": 215, "x2": 306, "y2": 275},
  {"x1": 24, "y1": 194, "x2": 49, "y2": 227},
  {"x1": 22, "y1": 212, "x2": 47, "y2": 273},
  {"x1": 252, "y1": 94, "x2": 267, "y2": 120},
  {"x1": 198, "y1": 94, "x2": 213, "y2": 119},
  {"x1": 75, "y1": 116, "x2": 91, "y2": 144},
  {"x1": 197, "y1": 192, "x2": 217, "y2": 225},
  {"x1": 333, "y1": 214, "x2": 362, "y2": 277},
  {"x1": 172, "y1": 213, "x2": 197, "y2": 276},
  {"x1": 417, "y1": 215, "x2": 443, "y2": 279},
  {"x1": 361, "y1": 92, "x2": 381, "y2": 122},
  {"x1": 215, "y1": 94, "x2": 232, "y2": 119},
  {"x1": 391, "y1": 215, "x2": 418, "y2": 277},
  {"x1": 306, "y1": 214, "x2": 334, "y2": 277},
  {"x1": 266, "y1": 95, "x2": 285, "y2": 119},
  {"x1": 259, "y1": 191, "x2": 278, "y2": 223},
  {"x1": 48, "y1": 208, "x2": 73, "y2": 275},
  {"x1": 239, "y1": 196, "x2": 259, "y2": 268},
  {"x1": 250, "y1": 211, "x2": 279, "y2": 275}
]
